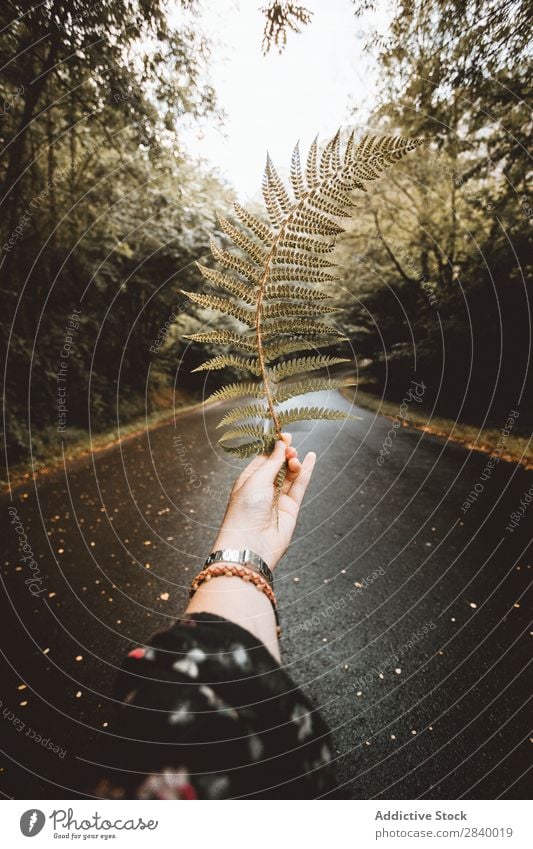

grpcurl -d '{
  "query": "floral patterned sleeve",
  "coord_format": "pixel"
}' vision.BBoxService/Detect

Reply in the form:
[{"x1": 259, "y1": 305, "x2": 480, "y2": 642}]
[{"x1": 94, "y1": 613, "x2": 336, "y2": 800}]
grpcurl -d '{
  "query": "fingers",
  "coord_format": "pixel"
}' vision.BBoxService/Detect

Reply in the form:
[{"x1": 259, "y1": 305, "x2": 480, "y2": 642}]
[
  {"x1": 284, "y1": 433, "x2": 302, "y2": 479},
  {"x1": 286, "y1": 450, "x2": 301, "y2": 475},
  {"x1": 235, "y1": 433, "x2": 298, "y2": 491},
  {"x1": 255, "y1": 438, "x2": 288, "y2": 485},
  {"x1": 281, "y1": 454, "x2": 302, "y2": 494},
  {"x1": 287, "y1": 451, "x2": 316, "y2": 508}
]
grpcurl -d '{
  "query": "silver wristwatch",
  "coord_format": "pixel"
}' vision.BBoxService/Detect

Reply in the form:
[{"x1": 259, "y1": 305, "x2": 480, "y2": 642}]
[{"x1": 203, "y1": 549, "x2": 273, "y2": 587}]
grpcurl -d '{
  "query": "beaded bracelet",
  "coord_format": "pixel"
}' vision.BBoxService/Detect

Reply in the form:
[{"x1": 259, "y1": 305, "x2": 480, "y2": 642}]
[{"x1": 189, "y1": 564, "x2": 281, "y2": 636}]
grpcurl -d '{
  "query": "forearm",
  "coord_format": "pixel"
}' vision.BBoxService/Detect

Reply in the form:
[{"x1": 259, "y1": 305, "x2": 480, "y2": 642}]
[
  {"x1": 183, "y1": 437, "x2": 314, "y2": 665},
  {"x1": 185, "y1": 575, "x2": 281, "y2": 662}
]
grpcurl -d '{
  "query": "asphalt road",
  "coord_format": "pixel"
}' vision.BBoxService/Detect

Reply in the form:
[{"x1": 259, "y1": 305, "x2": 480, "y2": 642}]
[{"x1": 1, "y1": 389, "x2": 532, "y2": 799}]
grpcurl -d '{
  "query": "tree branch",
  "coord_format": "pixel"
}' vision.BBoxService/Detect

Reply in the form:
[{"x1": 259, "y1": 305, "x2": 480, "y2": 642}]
[{"x1": 373, "y1": 210, "x2": 417, "y2": 284}]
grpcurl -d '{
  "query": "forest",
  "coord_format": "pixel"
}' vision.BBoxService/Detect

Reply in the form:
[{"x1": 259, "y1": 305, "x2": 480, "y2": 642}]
[{"x1": 1, "y1": 0, "x2": 531, "y2": 473}]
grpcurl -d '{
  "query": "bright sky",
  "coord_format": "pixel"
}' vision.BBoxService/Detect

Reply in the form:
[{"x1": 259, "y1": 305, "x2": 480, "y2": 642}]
[{"x1": 180, "y1": 0, "x2": 389, "y2": 200}]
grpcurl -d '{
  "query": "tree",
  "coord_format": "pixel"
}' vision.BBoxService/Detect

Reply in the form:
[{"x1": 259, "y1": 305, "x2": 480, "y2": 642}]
[
  {"x1": 0, "y1": 0, "x2": 222, "y2": 467},
  {"x1": 339, "y1": 0, "x2": 531, "y2": 428}
]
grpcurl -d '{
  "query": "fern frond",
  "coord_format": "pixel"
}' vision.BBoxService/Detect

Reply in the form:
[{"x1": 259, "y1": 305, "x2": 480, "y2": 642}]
[
  {"x1": 260, "y1": 319, "x2": 346, "y2": 338},
  {"x1": 269, "y1": 267, "x2": 340, "y2": 284},
  {"x1": 345, "y1": 134, "x2": 425, "y2": 185},
  {"x1": 273, "y1": 461, "x2": 287, "y2": 516},
  {"x1": 266, "y1": 154, "x2": 293, "y2": 213},
  {"x1": 330, "y1": 128, "x2": 341, "y2": 171},
  {"x1": 210, "y1": 238, "x2": 260, "y2": 283},
  {"x1": 263, "y1": 335, "x2": 347, "y2": 362},
  {"x1": 184, "y1": 128, "x2": 423, "y2": 472},
  {"x1": 306, "y1": 192, "x2": 354, "y2": 218},
  {"x1": 217, "y1": 403, "x2": 269, "y2": 428},
  {"x1": 267, "y1": 355, "x2": 350, "y2": 382},
  {"x1": 275, "y1": 376, "x2": 356, "y2": 403},
  {"x1": 208, "y1": 381, "x2": 265, "y2": 402},
  {"x1": 263, "y1": 300, "x2": 339, "y2": 319},
  {"x1": 265, "y1": 283, "x2": 331, "y2": 301},
  {"x1": 262, "y1": 169, "x2": 285, "y2": 228},
  {"x1": 220, "y1": 435, "x2": 276, "y2": 458},
  {"x1": 287, "y1": 209, "x2": 345, "y2": 237},
  {"x1": 218, "y1": 423, "x2": 269, "y2": 443},
  {"x1": 290, "y1": 142, "x2": 306, "y2": 200},
  {"x1": 272, "y1": 248, "x2": 337, "y2": 268},
  {"x1": 195, "y1": 264, "x2": 257, "y2": 305},
  {"x1": 319, "y1": 128, "x2": 340, "y2": 179},
  {"x1": 192, "y1": 355, "x2": 262, "y2": 375},
  {"x1": 180, "y1": 290, "x2": 253, "y2": 325},
  {"x1": 183, "y1": 330, "x2": 257, "y2": 353},
  {"x1": 344, "y1": 129, "x2": 355, "y2": 165},
  {"x1": 216, "y1": 214, "x2": 267, "y2": 264},
  {"x1": 323, "y1": 182, "x2": 363, "y2": 204},
  {"x1": 233, "y1": 203, "x2": 275, "y2": 245},
  {"x1": 281, "y1": 235, "x2": 336, "y2": 254},
  {"x1": 277, "y1": 406, "x2": 359, "y2": 426},
  {"x1": 306, "y1": 135, "x2": 319, "y2": 189}
]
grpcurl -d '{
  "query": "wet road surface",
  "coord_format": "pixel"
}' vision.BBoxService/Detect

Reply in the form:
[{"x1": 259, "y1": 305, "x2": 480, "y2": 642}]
[{"x1": 1, "y1": 389, "x2": 531, "y2": 799}]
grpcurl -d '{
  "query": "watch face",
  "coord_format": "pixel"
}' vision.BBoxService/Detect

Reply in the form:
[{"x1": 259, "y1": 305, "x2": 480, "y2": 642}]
[{"x1": 222, "y1": 549, "x2": 242, "y2": 563}]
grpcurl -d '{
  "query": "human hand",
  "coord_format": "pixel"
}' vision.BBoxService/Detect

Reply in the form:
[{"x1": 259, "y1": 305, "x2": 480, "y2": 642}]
[{"x1": 211, "y1": 433, "x2": 316, "y2": 571}]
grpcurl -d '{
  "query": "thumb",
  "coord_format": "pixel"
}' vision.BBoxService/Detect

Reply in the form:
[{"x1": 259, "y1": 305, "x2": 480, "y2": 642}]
[{"x1": 256, "y1": 439, "x2": 287, "y2": 485}]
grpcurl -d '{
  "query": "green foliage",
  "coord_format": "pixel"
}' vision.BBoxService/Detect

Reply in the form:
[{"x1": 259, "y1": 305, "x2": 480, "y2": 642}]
[
  {"x1": 261, "y1": 3, "x2": 313, "y2": 55},
  {"x1": 182, "y1": 131, "x2": 423, "y2": 460},
  {"x1": 339, "y1": 0, "x2": 532, "y2": 428},
  {"x1": 0, "y1": 0, "x2": 222, "y2": 467}
]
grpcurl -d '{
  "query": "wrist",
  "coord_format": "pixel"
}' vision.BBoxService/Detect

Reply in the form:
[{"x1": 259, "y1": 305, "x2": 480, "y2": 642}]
[{"x1": 211, "y1": 533, "x2": 282, "y2": 571}]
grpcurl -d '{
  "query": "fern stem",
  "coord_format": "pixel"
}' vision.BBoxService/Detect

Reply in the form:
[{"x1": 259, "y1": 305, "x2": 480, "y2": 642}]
[{"x1": 255, "y1": 256, "x2": 282, "y2": 438}]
